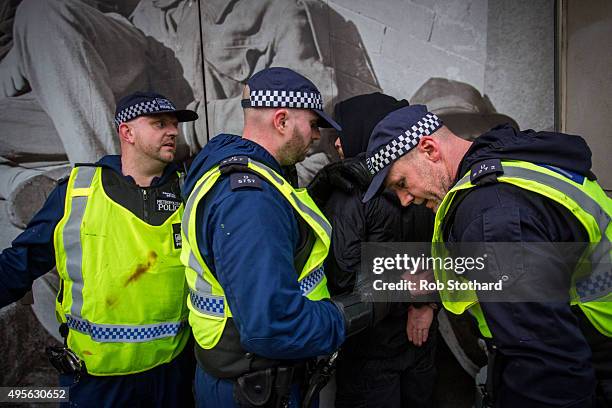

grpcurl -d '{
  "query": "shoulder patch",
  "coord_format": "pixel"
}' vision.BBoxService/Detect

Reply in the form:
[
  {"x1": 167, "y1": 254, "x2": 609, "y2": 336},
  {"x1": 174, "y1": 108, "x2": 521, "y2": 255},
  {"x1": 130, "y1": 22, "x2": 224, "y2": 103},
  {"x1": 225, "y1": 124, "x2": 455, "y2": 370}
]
[
  {"x1": 220, "y1": 156, "x2": 250, "y2": 175},
  {"x1": 230, "y1": 172, "x2": 262, "y2": 190},
  {"x1": 470, "y1": 159, "x2": 504, "y2": 184},
  {"x1": 220, "y1": 155, "x2": 249, "y2": 168}
]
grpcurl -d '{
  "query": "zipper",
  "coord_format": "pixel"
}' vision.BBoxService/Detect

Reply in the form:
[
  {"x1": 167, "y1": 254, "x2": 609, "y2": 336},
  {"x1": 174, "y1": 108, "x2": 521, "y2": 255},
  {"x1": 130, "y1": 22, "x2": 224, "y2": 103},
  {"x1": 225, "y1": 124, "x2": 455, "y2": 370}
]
[{"x1": 142, "y1": 188, "x2": 149, "y2": 221}]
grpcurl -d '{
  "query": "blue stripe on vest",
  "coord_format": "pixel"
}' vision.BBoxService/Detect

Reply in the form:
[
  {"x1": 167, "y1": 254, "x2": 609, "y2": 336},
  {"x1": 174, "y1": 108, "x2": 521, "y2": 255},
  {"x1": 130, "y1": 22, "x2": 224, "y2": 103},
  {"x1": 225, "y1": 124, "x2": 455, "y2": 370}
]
[
  {"x1": 66, "y1": 315, "x2": 185, "y2": 343},
  {"x1": 189, "y1": 267, "x2": 325, "y2": 317},
  {"x1": 299, "y1": 266, "x2": 324, "y2": 295},
  {"x1": 576, "y1": 270, "x2": 612, "y2": 298},
  {"x1": 190, "y1": 290, "x2": 225, "y2": 316}
]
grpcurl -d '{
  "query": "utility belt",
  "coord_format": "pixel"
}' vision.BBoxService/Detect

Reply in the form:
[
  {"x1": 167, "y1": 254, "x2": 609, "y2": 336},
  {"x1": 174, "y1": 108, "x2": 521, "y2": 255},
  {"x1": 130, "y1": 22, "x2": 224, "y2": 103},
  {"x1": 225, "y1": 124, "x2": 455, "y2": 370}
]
[
  {"x1": 232, "y1": 364, "x2": 308, "y2": 408},
  {"x1": 227, "y1": 353, "x2": 338, "y2": 408},
  {"x1": 195, "y1": 319, "x2": 314, "y2": 407},
  {"x1": 195, "y1": 318, "x2": 286, "y2": 378}
]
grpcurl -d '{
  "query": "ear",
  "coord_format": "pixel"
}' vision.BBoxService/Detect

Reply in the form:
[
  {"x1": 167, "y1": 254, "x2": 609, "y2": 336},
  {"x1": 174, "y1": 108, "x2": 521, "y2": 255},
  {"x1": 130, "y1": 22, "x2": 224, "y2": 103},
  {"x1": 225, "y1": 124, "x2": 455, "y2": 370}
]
[
  {"x1": 417, "y1": 136, "x2": 441, "y2": 161},
  {"x1": 272, "y1": 109, "x2": 290, "y2": 134},
  {"x1": 118, "y1": 123, "x2": 135, "y2": 145}
]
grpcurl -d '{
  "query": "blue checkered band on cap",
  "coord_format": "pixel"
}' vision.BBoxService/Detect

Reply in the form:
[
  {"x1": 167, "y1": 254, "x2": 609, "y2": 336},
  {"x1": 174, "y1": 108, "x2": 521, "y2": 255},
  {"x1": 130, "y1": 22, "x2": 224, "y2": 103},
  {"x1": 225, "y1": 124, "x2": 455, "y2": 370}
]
[
  {"x1": 114, "y1": 98, "x2": 176, "y2": 128},
  {"x1": 66, "y1": 315, "x2": 185, "y2": 343},
  {"x1": 366, "y1": 113, "x2": 442, "y2": 175},
  {"x1": 248, "y1": 90, "x2": 323, "y2": 110}
]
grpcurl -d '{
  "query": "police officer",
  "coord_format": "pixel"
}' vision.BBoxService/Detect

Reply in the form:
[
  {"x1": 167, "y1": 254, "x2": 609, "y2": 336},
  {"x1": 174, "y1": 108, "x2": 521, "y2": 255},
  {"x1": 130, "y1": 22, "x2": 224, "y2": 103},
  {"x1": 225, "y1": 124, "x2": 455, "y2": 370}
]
[
  {"x1": 180, "y1": 67, "x2": 381, "y2": 407},
  {"x1": 362, "y1": 105, "x2": 612, "y2": 407},
  {"x1": 0, "y1": 91, "x2": 198, "y2": 406}
]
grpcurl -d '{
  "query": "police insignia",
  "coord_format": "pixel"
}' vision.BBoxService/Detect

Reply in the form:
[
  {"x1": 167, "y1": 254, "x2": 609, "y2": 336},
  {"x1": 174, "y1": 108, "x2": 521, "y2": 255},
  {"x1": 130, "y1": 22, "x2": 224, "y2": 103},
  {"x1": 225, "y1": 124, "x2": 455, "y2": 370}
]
[
  {"x1": 220, "y1": 156, "x2": 248, "y2": 167},
  {"x1": 470, "y1": 159, "x2": 504, "y2": 184},
  {"x1": 156, "y1": 197, "x2": 181, "y2": 212},
  {"x1": 172, "y1": 223, "x2": 182, "y2": 249},
  {"x1": 155, "y1": 98, "x2": 175, "y2": 110},
  {"x1": 230, "y1": 172, "x2": 262, "y2": 190}
]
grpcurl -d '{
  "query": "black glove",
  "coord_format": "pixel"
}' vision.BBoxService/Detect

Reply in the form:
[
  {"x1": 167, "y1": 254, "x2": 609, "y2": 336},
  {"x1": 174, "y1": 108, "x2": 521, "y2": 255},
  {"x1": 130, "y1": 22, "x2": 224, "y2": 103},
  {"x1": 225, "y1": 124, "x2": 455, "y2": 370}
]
[
  {"x1": 330, "y1": 291, "x2": 391, "y2": 338},
  {"x1": 308, "y1": 153, "x2": 371, "y2": 206},
  {"x1": 335, "y1": 153, "x2": 371, "y2": 190}
]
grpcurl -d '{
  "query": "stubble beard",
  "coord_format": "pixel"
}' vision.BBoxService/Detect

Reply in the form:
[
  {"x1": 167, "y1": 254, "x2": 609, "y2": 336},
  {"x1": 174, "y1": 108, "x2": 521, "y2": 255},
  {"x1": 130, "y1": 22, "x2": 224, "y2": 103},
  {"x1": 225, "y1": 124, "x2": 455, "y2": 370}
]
[
  {"x1": 139, "y1": 142, "x2": 174, "y2": 167},
  {"x1": 157, "y1": 149, "x2": 175, "y2": 164},
  {"x1": 430, "y1": 168, "x2": 453, "y2": 211},
  {"x1": 279, "y1": 128, "x2": 309, "y2": 166},
  {"x1": 417, "y1": 160, "x2": 452, "y2": 212}
]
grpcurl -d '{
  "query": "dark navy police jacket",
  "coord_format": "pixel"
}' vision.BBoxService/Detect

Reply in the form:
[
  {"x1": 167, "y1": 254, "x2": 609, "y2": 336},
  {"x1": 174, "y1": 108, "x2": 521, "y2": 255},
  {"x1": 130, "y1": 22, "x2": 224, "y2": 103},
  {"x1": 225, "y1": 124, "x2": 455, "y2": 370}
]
[
  {"x1": 182, "y1": 134, "x2": 345, "y2": 361},
  {"x1": 448, "y1": 124, "x2": 608, "y2": 407}
]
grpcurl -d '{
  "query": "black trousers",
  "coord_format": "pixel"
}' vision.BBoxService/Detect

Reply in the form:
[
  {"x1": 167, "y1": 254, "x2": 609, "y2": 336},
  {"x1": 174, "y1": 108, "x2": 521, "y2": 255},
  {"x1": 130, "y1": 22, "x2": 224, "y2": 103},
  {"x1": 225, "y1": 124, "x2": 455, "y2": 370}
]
[
  {"x1": 334, "y1": 334, "x2": 437, "y2": 408},
  {"x1": 576, "y1": 308, "x2": 612, "y2": 408}
]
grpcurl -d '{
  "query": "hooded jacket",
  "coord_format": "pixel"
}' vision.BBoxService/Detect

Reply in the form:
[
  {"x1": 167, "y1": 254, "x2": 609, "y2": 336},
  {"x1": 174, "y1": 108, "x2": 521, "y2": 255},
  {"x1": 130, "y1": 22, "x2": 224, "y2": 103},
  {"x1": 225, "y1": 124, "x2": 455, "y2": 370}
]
[
  {"x1": 446, "y1": 124, "x2": 609, "y2": 407},
  {"x1": 182, "y1": 133, "x2": 345, "y2": 361},
  {"x1": 0, "y1": 155, "x2": 181, "y2": 307},
  {"x1": 323, "y1": 93, "x2": 435, "y2": 358},
  {"x1": 324, "y1": 186, "x2": 434, "y2": 358}
]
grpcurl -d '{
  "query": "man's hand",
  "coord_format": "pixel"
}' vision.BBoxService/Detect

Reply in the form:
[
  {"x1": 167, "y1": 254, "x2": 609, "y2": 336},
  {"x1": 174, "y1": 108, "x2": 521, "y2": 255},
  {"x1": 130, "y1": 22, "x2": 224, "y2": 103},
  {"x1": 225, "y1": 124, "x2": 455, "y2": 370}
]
[{"x1": 406, "y1": 304, "x2": 434, "y2": 346}]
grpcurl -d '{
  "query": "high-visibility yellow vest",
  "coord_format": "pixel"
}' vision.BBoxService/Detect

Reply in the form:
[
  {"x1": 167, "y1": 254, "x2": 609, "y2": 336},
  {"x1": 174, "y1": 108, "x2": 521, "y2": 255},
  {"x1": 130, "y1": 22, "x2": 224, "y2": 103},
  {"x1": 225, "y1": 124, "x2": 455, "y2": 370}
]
[
  {"x1": 433, "y1": 160, "x2": 612, "y2": 338},
  {"x1": 53, "y1": 166, "x2": 190, "y2": 375},
  {"x1": 181, "y1": 156, "x2": 332, "y2": 350}
]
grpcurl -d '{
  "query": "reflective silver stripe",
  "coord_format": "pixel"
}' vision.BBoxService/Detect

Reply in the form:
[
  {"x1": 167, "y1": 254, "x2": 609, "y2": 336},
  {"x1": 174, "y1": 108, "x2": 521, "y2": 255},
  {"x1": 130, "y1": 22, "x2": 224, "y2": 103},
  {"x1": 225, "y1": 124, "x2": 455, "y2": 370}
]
[
  {"x1": 66, "y1": 314, "x2": 186, "y2": 343},
  {"x1": 248, "y1": 158, "x2": 285, "y2": 186},
  {"x1": 189, "y1": 290, "x2": 225, "y2": 317},
  {"x1": 73, "y1": 166, "x2": 97, "y2": 189},
  {"x1": 291, "y1": 192, "x2": 332, "y2": 238},
  {"x1": 182, "y1": 175, "x2": 210, "y2": 241},
  {"x1": 502, "y1": 167, "x2": 610, "y2": 233},
  {"x1": 64, "y1": 166, "x2": 96, "y2": 317},
  {"x1": 183, "y1": 173, "x2": 217, "y2": 295},
  {"x1": 454, "y1": 166, "x2": 611, "y2": 233},
  {"x1": 451, "y1": 165, "x2": 611, "y2": 301},
  {"x1": 497, "y1": 165, "x2": 611, "y2": 301},
  {"x1": 453, "y1": 173, "x2": 471, "y2": 189},
  {"x1": 190, "y1": 252, "x2": 212, "y2": 294},
  {"x1": 245, "y1": 158, "x2": 332, "y2": 238}
]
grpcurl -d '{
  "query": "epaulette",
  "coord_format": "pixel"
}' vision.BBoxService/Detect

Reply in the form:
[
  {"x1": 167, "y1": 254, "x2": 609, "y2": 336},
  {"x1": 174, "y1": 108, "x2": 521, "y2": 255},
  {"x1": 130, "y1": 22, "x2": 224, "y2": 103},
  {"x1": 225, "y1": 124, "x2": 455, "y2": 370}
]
[
  {"x1": 219, "y1": 155, "x2": 250, "y2": 174},
  {"x1": 219, "y1": 156, "x2": 263, "y2": 191},
  {"x1": 470, "y1": 159, "x2": 504, "y2": 186}
]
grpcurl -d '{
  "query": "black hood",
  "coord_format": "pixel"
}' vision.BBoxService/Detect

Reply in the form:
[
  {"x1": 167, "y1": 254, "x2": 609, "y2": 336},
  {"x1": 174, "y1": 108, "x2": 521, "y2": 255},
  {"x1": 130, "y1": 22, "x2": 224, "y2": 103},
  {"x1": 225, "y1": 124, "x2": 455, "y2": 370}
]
[
  {"x1": 333, "y1": 93, "x2": 409, "y2": 158},
  {"x1": 457, "y1": 124, "x2": 595, "y2": 181}
]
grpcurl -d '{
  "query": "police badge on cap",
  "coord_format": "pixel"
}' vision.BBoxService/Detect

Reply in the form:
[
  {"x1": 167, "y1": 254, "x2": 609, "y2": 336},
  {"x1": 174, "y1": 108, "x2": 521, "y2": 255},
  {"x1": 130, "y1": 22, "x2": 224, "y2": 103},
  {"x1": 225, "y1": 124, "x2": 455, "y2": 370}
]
[{"x1": 114, "y1": 91, "x2": 198, "y2": 129}]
